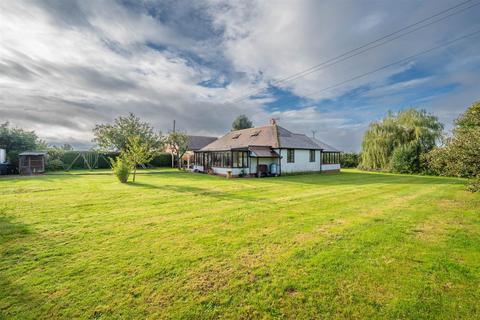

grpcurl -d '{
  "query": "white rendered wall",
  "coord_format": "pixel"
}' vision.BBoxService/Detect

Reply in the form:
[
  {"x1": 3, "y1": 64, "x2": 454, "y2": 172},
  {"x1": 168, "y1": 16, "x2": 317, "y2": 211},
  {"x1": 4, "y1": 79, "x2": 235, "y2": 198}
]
[
  {"x1": 321, "y1": 164, "x2": 341, "y2": 171},
  {"x1": 277, "y1": 149, "x2": 321, "y2": 173},
  {"x1": 193, "y1": 165, "x2": 245, "y2": 176},
  {"x1": 0, "y1": 149, "x2": 5, "y2": 163},
  {"x1": 212, "y1": 167, "x2": 244, "y2": 176}
]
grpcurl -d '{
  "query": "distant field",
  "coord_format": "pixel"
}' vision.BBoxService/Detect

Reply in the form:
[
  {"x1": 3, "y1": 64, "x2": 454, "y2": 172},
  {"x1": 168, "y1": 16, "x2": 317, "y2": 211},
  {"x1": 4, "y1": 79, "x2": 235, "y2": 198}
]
[{"x1": 0, "y1": 169, "x2": 479, "y2": 319}]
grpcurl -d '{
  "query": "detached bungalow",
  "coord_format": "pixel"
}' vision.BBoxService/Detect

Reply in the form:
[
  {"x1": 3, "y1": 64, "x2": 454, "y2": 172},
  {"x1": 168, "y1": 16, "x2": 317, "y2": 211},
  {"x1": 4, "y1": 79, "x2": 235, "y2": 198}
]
[{"x1": 193, "y1": 120, "x2": 340, "y2": 177}]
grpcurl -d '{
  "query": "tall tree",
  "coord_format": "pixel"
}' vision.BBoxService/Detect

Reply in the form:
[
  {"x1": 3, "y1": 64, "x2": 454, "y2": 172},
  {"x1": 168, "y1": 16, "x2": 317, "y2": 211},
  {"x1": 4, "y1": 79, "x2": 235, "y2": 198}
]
[
  {"x1": 0, "y1": 122, "x2": 46, "y2": 165},
  {"x1": 93, "y1": 113, "x2": 163, "y2": 152},
  {"x1": 359, "y1": 109, "x2": 443, "y2": 172},
  {"x1": 165, "y1": 131, "x2": 189, "y2": 169},
  {"x1": 426, "y1": 101, "x2": 480, "y2": 178},
  {"x1": 232, "y1": 115, "x2": 253, "y2": 131},
  {"x1": 121, "y1": 136, "x2": 157, "y2": 182}
]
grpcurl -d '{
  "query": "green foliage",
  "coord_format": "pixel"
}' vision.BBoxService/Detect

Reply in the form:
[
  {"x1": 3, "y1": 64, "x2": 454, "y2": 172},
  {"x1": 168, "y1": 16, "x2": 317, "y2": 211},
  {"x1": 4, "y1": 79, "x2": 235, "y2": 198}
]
[
  {"x1": 165, "y1": 131, "x2": 189, "y2": 168},
  {"x1": 110, "y1": 156, "x2": 130, "y2": 183},
  {"x1": 121, "y1": 135, "x2": 157, "y2": 182},
  {"x1": 360, "y1": 109, "x2": 443, "y2": 172},
  {"x1": 93, "y1": 113, "x2": 163, "y2": 152},
  {"x1": 426, "y1": 101, "x2": 480, "y2": 178},
  {"x1": 46, "y1": 159, "x2": 65, "y2": 171},
  {"x1": 150, "y1": 153, "x2": 172, "y2": 167},
  {"x1": 466, "y1": 176, "x2": 480, "y2": 193},
  {"x1": 62, "y1": 151, "x2": 117, "y2": 169},
  {"x1": 45, "y1": 145, "x2": 72, "y2": 171},
  {"x1": 390, "y1": 143, "x2": 420, "y2": 173},
  {"x1": 340, "y1": 152, "x2": 360, "y2": 168},
  {"x1": 232, "y1": 114, "x2": 253, "y2": 130},
  {"x1": 0, "y1": 122, "x2": 46, "y2": 165}
]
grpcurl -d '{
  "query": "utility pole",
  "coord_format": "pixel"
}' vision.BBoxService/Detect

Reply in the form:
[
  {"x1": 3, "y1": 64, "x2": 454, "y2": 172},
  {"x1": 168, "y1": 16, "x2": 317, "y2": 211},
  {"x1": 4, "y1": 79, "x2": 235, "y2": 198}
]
[{"x1": 171, "y1": 120, "x2": 176, "y2": 168}]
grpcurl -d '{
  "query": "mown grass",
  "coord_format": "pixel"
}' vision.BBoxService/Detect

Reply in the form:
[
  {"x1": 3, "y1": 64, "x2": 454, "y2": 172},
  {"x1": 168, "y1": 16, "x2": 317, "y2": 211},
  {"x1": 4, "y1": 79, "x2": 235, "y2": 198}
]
[{"x1": 0, "y1": 169, "x2": 479, "y2": 319}]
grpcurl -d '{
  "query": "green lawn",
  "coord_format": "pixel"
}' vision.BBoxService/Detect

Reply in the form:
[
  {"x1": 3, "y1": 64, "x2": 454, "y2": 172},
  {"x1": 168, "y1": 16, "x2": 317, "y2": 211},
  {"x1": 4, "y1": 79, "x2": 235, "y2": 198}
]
[{"x1": 1, "y1": 169, "x2": 479, "y2": 319}]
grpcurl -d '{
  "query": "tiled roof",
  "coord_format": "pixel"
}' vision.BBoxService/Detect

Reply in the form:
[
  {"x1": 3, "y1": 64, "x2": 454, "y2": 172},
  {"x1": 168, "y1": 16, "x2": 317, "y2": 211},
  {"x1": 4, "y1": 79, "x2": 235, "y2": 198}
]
[
  {"x1": 200, "y1": 124, "x2": 338, "y2": 151},
  {"x1": 310, "y1": 137, "x2": 340, "y2": 152},
  {"x1": 277, "y1": 126, "x2": 321, "y2": 149},
  {"x1": 200, "y1": 125, "x2": 279, "y2": 151},
  {"x1": 187, "y1": 135, "x2": 217, "y2": 151}
]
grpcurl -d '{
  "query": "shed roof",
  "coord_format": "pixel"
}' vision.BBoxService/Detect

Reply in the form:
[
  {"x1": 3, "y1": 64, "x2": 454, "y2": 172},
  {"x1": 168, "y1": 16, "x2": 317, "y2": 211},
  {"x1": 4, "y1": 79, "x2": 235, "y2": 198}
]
[{"x1": 19, "y1": 151, "x2": 47, "y2": 156}]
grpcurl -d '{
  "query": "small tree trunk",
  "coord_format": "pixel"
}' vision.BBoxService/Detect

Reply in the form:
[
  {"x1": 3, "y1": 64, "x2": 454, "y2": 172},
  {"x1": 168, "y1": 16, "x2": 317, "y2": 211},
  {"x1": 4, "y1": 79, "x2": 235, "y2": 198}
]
[{"x1": 133, "y1": 165, "x2": 137, "y2": 182}]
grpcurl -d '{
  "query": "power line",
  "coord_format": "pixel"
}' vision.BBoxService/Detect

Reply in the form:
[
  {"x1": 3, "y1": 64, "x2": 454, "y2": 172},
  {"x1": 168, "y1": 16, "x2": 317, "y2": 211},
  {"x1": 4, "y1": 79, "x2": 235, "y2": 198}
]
[
  {"x1": 232, "y1": 0, "x2": 479, "y2": 103},
  {"x1": 300, "y1": 29, "x2": 480, "y2": 99}
]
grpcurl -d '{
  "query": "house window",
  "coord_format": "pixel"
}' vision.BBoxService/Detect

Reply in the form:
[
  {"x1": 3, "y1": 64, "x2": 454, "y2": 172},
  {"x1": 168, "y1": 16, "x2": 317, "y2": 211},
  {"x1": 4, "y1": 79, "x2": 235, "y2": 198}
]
[
  {"x1": 287, "y1": 149, "x2": 295, "y2": 163},
  {"x1": 322, "y1": 152, "x2": 340, "y2": 164},
  {"x1": 309, "y1": 150, "x2": 315, "y2": 162},
  {"x1": 232, "y1": 151, "x2": 248, "y2": 168}
]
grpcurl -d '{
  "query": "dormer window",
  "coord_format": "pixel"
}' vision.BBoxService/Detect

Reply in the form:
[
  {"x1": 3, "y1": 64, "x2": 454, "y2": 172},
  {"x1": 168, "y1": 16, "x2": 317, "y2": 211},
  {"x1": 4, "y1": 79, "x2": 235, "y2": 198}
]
[
  {"x1": 232, "y1": 133, "x2": 241, "y2": 139},
  {"x1": 250, "y1": 130, "x2": 261, "y2": 137}
]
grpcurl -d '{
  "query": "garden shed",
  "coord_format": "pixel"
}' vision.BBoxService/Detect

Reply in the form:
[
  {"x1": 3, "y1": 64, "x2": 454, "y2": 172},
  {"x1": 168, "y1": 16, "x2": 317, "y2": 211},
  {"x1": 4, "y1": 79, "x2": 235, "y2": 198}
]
[{"x1": 19, "y1": 151, "x2": 46, "y2": 175}]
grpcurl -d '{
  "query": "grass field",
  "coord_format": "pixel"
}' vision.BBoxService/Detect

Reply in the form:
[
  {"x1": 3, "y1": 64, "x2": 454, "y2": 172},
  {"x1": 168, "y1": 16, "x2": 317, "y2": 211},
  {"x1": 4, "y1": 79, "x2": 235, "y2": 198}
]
[{"x1": 0, "y1": 169, "x2": 479, "y2": 319}]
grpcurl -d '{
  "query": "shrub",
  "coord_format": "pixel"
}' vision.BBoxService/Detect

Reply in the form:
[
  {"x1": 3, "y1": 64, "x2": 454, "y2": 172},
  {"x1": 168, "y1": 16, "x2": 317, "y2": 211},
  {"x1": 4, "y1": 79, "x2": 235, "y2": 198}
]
[
  {"x1": 340, "y1": 152, "x2": 360, "y2": 168},
  {"x1": 390, "y1": 144, "x2": 420, "y2": 174},
  {"x1": 46, "y1": 159, "x2": 64, "y2": 171},
  {"x1": 425, "y1": 101, "x2": 480, "y2": 179},
  {"x1": 150, "y1": 152, "x2": 172, "y2": 167},
  {"x1": 466, "y1": 177, "x2": 480, "y2": 193},
  {"x1": 110, "y1": 157, "x2": 130, "y2": 183}
]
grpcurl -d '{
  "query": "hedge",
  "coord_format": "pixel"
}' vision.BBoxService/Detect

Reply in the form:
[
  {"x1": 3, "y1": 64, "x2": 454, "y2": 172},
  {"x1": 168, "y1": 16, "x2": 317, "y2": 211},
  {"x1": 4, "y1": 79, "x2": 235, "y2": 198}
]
[{"x1": 150, "y1": 153, "x2": 172, "y2": 167}]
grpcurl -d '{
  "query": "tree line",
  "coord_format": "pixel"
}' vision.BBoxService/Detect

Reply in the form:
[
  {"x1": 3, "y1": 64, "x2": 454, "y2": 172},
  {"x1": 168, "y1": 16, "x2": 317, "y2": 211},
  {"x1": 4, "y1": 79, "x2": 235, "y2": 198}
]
[{"x1": 355, "y1": 101, "x2": 479, "y2": 191}]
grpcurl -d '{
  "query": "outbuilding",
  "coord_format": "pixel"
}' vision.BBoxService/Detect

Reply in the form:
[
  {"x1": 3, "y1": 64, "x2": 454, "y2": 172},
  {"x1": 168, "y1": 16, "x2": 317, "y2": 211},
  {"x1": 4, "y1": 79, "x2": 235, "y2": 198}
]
[{"x1": 19, "y1": 151, "x2": 47, "y2": 175}]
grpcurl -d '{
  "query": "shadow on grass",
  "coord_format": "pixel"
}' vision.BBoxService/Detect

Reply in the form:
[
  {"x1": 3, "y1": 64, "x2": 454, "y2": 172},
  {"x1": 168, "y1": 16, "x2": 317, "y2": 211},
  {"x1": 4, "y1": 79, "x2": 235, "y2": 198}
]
[
  {"x1": 273, "y1": 170, "x2": 466, "y2": 187},
  {"x1": 0, "y1": 215, "x2": 32, "y2": 245},
  {"x1": 126, "y1": 181, "x2": 262, "y2": 201},
  {"x1": 0, "y1": 216, "x2": 42, "y2": 319},
  {"x1": 124, "y1": 170, "x2": 464, "y2": 202}
]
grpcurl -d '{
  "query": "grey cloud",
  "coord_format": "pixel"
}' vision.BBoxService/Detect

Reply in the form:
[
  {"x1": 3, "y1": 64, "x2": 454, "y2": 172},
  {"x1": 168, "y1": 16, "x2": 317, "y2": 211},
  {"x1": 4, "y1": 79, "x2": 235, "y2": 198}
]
[
  {"x1": 1, "y1": 0, "x2": 479, "y2": 152},
  {"x1": 0, "y1": 60, "x2": 38, "y2": 81}
]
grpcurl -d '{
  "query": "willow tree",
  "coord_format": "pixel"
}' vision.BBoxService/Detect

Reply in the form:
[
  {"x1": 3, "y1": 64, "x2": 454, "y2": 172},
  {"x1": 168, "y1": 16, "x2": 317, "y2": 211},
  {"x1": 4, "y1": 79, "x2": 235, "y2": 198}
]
[{"x1": 359, "y1": 109, "x2": 443, "y2": 172}]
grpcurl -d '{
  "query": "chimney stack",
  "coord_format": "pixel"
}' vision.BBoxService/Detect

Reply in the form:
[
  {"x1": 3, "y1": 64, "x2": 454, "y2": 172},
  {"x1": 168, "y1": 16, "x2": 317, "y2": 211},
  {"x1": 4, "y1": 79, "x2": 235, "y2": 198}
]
[{"x1": 270, "y1": 118, "x2": 277, "y2": 125}]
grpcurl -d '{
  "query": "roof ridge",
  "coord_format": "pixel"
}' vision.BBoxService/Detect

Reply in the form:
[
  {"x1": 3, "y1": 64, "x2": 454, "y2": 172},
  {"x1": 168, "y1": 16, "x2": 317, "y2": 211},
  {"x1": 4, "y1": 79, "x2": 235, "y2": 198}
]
[{"x1": 229, "y1": 124, "x2": 272, "y2": 134}]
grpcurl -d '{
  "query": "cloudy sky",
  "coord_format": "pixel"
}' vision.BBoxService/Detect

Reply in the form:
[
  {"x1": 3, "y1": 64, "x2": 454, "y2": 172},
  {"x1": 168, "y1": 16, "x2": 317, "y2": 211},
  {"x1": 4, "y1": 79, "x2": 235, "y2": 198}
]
[{"x1": 1, "y1": 0, "x2": 479, "y2": 151}]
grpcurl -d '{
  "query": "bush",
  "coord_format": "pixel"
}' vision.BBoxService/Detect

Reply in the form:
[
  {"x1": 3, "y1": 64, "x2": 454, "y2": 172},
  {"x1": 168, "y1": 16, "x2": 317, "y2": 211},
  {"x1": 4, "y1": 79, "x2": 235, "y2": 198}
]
[
  {"x1": 150, "y1": 152, "x2": 172, "y2": 167},
  {"x1": 390, "y1": 144, "x2": 420, "y2": 174},
  {"x1": 340, "y1": 152, "x2": 360, "y2": 168},
  {"x1": 110, "y1": 157, "x2": 130, "y2": 183},
  {"x1": 466, "y1": 177, "x2": 480, "y2": 193},
  {"x1": 46, "y1": 159, "x2": 64, "y2": 171}
]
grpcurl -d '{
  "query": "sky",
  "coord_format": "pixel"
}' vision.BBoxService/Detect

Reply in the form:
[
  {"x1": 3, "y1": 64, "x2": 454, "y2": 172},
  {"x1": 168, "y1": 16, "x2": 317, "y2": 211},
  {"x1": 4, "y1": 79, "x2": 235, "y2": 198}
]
[{"x1": 1, "y1": 0, "x2": 479, "y2": 151}]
